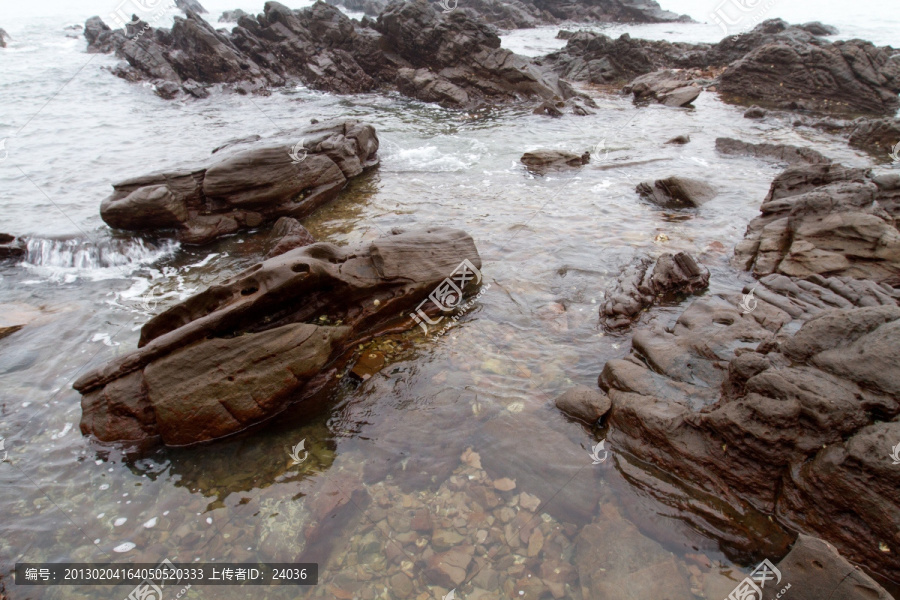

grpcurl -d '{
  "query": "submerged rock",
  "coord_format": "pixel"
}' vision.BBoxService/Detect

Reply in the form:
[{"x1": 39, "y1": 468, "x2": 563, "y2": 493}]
[
  {"x1": 265, "y1": 217, "x2": 316, "y2": 259},
  {"x1": 554, "y1": 385, "x2": 611, "y2": 424},
  {"x1": 99, "y1": 119, "x2": 378, "y2": 245},
  {"x1": 635, "y1": 176, "x2": 716, "y2": 208},
  {"x1": 715, "y1": 137, "x2": 831, "y2": 165},
  {"x1": 600, "y1": 252, "x2": 710, "y2": 330},
  {"x1": 74, "y1": 228, "x2": 482, "y2": 446},
  {"x1": 733, "y1": 163, "x2": 900, "y2": 284},
  {"x1": 521, "y1": 149, "x2": 589, "y2": 174}
]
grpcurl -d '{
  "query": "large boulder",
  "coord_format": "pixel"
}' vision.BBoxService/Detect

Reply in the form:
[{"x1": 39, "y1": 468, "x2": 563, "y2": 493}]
[
  {"x1": 732, "y1": 163, "x2": 900, "y2": 285},
  {"x1": 74, "y1": 228, "x2": 483, "y2": 446},
  {"x1": 623, "y1": 69, "x2": 704, "y2": 107},
  {"x1": 99, "y1": 120, "x2": 378, "y2": 244}
]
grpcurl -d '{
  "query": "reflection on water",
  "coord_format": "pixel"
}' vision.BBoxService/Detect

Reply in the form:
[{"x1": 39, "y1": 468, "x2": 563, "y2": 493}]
[{"x1": 0, "y1": 10, "x2": 888, "y2": 600}]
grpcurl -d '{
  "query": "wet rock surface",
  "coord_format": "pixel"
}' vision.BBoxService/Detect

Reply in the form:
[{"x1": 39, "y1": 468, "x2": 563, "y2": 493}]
[
  {"x1": 520, "y1": 149, "x2": 589, "y2": 174},
  {"x1": 598, "y1": 162, "x2": 900, "y2": 580},
  {"x1": 600, "y1": 252, "x2": 710, "y2": 329},
  {"x1": 264, "y1": 217, "x2": 316, "y2": 258},
  {"x1": 554, "y1": 385, "x2": 611, "y2": 424},
  {"x1": 0, "y1": 233, "x2": 25, "y2": 259},
  {"x1": 636, "y1": 176, "x2": 717, "y2": 208},
  {"x1": 99, "y1": 119, "x2": 378, "y2": 245},
  {"x1": 74, "y1": 227, "x2": 482, "y2": 446},
  {"x1": 733, "y1": 163, "x2": 900, "y2": 284},
  {"x1": 84, "y1": 0, "x2": 581, "y2": 109},
  {"x1": 715, "y1": 137, "x2": 832, "y2": 165},
  {"x1": 624, "y1": 69, "x2": 704, "y2": 107},
  {"x1": 849, "y1": 117, "x2": 900, "y2": 158}
]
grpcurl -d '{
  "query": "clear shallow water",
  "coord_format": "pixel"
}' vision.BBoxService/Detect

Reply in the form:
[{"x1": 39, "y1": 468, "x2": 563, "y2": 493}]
[{"x1": 0, "y1": 5, "x2": 892, "y2": 600}]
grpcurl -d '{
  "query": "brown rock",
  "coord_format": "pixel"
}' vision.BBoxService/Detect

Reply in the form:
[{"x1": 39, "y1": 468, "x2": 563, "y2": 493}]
[{"x1": 554, "y1": 385, "x2": 611, "y2": 424}]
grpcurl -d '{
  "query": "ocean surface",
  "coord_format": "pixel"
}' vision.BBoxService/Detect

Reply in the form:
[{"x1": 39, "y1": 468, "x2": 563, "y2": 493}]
[{"x1": 0, "y1": 0, "x2": 897, "y2": 598}]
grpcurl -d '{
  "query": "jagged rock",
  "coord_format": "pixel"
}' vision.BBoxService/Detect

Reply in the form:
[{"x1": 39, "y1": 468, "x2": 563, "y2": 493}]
[
  {"x1": 521, "y1": 149, "x2": 589, "y2": 174},
  {"x1": 718, "y1": 30, "x2": 900, "y2": 115},
  {"x1": 600, "y1": 252, "x2": 710, "y2": 329},
  {"x1": 773, "y1": 535, "x2": 892, "y2": 600},
  {"x1": 175, "y1": 0, "x2": 206, "y2": 14},
  {"x1": 636, "y1": 176, "x2": 716, "y2": 208},
  {"x1": 83, "y1": 1, "x2": 583, "y2": 110},
  {"x1": 265, "y1": 217, "x2": 316, "y2": 258},
  {"x1": 99, "y1": 119, "x2": 378, "y2": 245},
  {"x1": 0, "y1": 233, "x2": 25, "y2": 259},
  {"x1": 665, "y1": 134, "x2": 690, "y2": 144},
  {"x1": 74, "y1": 227, "x2": 482, "y2": 446},
  {"x1": 848, "y1": 117, "x2": 900, "y2": 158},
  {"x1": 554, "y1": 385, "x2": 611, "y2": 424},
  {"x1": 218, "y1": 9, "x2": 247, "y2": 22},
  {"x1": 715, "y1": 137, "x2": 831, "y2": 165},
  {"x1": 623, "y1": 69, "x2": 703, "y2": 107},
  {"x1": 733, "y1": 163, "x2": 900, "y2": 284},
  {"x1": 326, "y1": 0, "x2": 689, "y2": 27},
  {"x1": 599, "y1": 264, "x2": 900, "y2": 579},
  {"x1": 744, "y1": 105, "x2": 767, "y2": 118}
]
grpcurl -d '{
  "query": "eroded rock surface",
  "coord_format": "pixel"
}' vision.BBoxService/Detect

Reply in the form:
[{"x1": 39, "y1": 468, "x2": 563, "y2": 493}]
[
  {"x1": 599, "y1": 269, "x2": 900, "y2": 578},
  {"x1": 636, "y1": 176, "x2": 716, "y2": 208},
  {"x1": 74, "y1": 228, "x2": 482, "y2": 446},
  {"x1": 600, "y1": 252, "x2": 710, "y2": 329},
  {"x1": 624, "y1": 69, "x2": 703, "y2": 107},
  {"x1": 733, "y1": 163, "x2": 900, "y2": 284},
  {"x1": 84, "y1": 0, "x2": 582, "y2": 109},
  {"x1": 848, "y1": 117, "x2": 900, "y2": 158},
  {"x1": 265, "y1": 217, "x2": 316, "y2": 258},
  {"x1": 715, "y1": 137, "x2": 831, "y2": 165},
  {"x1": 99, "y1": 120, "x2": 378, "y2": 244}
]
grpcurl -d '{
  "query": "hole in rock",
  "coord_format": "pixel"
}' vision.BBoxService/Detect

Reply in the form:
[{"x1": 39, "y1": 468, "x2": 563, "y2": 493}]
[{"x1": 241, "y1": 286, "x2": 259, "y2": 296}]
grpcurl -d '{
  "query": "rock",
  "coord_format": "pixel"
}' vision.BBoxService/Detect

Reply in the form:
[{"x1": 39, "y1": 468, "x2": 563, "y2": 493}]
[
  {"x1": 848, "y1": 117, "x2": 900, "y2": 157},
  {"x1": 600, "y1": 252, "x2": 710, "y2": 329},
  {"x1": 0, "y1": 233, "x2": 26, "y2": 259},
  {"x1": 218, "y1": 9, "x2": 247, "y2": 22},
  {"x1": 554, "y1": 385, "x2": 611, "y2": 424},
  {"x1": 718, "y1": 34, "x2": 900, "y2": 115},
  {"x1": 635, "y1": 176, "x2": 716, "y2": 208},
  {"x1": 623, "y1": 69, "x2": 702, "y2": 107},
  {"x1": 425, "y1": 547, "x2": 473, "y2": 588},
  {"x1": 520, "y1": 150, "x2": 589, "y2": 174},
  {"x1": 326, "y1": 0, "x2": 689, "y2": 27},
  {"x1": 744, "y1": 105, "x2": 767, "y2": 118},
  {"x1": 99, "y1": 119, "x2": 378, "y2": 245},
  {"x1": 732, "y1": 163, "x2": 900, "y2": 284},
  {"x1": 772, "y1": 534, "x2": 894, "y2": 600},
  {"x1": 174, "y1": 0, "x2": 207, "y2": 14},
  {"x1": 0, "y1": 303, "x2": 44, "y2": 341},
  {"x1": 74, "y1": 227, "x2": 483, "y2": 446},
  {"x1": 0, "y1": 28, "x2": 9, "y2": 48},
  {"x1": 575, "y1": 503, "x2": 695, "y2": 600},
  {"x1": 797, "y1": 22, "x2": 839, "y2": 36},
  {"x1": 83, "y1": 1, "x2": 584, "y2": 110},
  {"x1": 265, "y1": 217, "x2": 316, "y2": 258},
  {"x1": 665, "y1": 134, "x2": 690, "y2": 144},
  {"x1": 493, "y1": 478, "x2": 516, "y2": 492},
  {"x1": 599, "y1": 264, "x2": 900, "y2": 578},
  {"x1": 715, "y1": 137, "x2": 831, "y2": 165}
]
